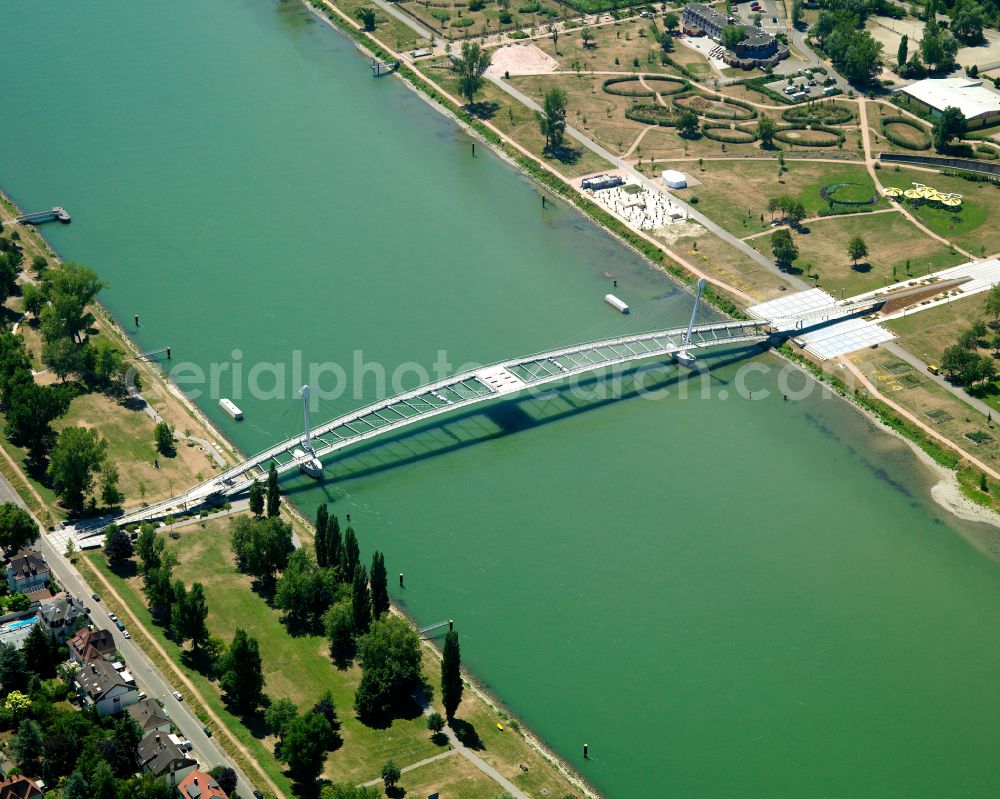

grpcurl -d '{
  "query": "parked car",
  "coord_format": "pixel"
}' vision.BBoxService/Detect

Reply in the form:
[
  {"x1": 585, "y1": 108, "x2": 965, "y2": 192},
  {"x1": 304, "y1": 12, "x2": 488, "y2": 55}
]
[
  {"x1": 92, "y1": 594, "x2": 101, "y2": 602},
  {"x1": 772, "y1": 15, "x2": 777, "y2": 21},
  {"x1": 173, "y1": 691, "x2": 184, "y2": 702},
  {"x1": 123, "y1": 631, "x2": 131, "y2": 639},
  {"x1": 138, "y1": 691, "x2": 147, "y2": 701},
  {"x1": 203, "y1": 726, "x2": 212, "y2": 737},
  {"x1": 108, "y1": 612, "x2": 117, "y2": 621}
]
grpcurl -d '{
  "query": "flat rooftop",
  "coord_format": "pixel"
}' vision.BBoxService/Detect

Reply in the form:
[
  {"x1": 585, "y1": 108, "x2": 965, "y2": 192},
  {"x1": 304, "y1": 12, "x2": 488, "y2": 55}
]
[{"x1": 899, "y1": 78, "x2": 1000, "y2": 120}]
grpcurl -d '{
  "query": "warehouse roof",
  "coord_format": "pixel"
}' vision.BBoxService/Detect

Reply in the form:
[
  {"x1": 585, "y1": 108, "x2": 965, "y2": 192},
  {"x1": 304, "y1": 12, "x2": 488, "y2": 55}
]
[{"x1": 899, "y1": 78, "x2": 1000, "y2": 121}]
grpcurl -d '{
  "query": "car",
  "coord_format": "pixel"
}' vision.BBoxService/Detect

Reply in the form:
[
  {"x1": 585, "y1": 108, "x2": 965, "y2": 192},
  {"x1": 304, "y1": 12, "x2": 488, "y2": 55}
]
[
  {"x1": 928, "y1": 364, "x2": 940, "y2": 375},
  {"x1": 92, "y1": 594, "x2": 100, "y2": 602},
  {"x1": 116, "y1": 620, "x2": 125, "y2": 631},
  {"x1": 108, "y1": 612, "x2": 117, "y2": 621},
  {"x1": 203, "y1": 726, "x2": 212, "y2": 737},
  {"x1": 253, "y1": 792, "x2": 264, "y2": 799},
  {"x1": 123, "y1": 630, "x2": 131, "y2": 639},
  {"x1": 772, "y1": 15, "x2": 777, "y2": 21},
  {"x1": 138, "y1": 691, "x2": 147, "y2": 701},
  {"x1": 173, "y1": 691, "x2": 183, "y2": 702},
  {"x1": 83, "y1": 605, "x2": 90, "y2": 614}
]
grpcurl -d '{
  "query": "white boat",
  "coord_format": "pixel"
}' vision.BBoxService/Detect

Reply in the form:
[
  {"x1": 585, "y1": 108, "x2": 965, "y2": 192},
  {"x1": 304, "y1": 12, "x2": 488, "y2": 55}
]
[
  {"x1": 219, "y1": 398, "x2": 243, "y2": 420},
  {"x1": 293, "y1": 448, "x2": 323, "y2": 479},
  {"x1": 673, "y1": 350, "x2": 697, "y2": 367}
]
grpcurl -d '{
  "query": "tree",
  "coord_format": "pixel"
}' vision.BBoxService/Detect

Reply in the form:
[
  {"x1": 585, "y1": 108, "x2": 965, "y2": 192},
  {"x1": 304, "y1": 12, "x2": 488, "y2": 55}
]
[
  {"x1": 89, "y1": 762, "x2": 117, "y2": 799},
  {"x1": 180, "y1": 582, "x2": 210, "y2": 649},
  {"x1": 275, "y1": 549, "x2": 337, "y2": 634},
  {"x1": 100, "y1": 461, "x2": 124, "y2": 508},
  {"x1": 370, "y1": 551, "x2": 390, "y2": 618},
  {"x1": 278, "y1": 712, "x2": 333, "y2": 785},
  {"x1": 951, "y1": 0, "x2": 984, "y2": 44},
  {"x1": 0, "y1": 502, "x2": 37, "y2": 553},
  {"x1": 550, "y1": 26, "x2": 560, "y2": 53},
  {"x1": 47, "y1": 427, "x2": 107, "y2": 512},
  {"x1": 847, "y1": 235, "x2": 869, "y2": 266},
  {"x1": 441, "y1": 629, "x2": 463, "y2": 720},
  {"x1": 63, "y1": 771, "x2": 90, "y2": 799},
  {"x1": 22, "y1": 624, "x2": 56, "y2": 678},
  {"x1": 219, "y1": 628, "x2": 265, "y2": 713},
  {"x1": 934, "y1": 106, "x2": 967, "y2": 152},
  {"x1": 231, "y1": 515, "x2": 294, "y2": 589},
  {"x1": 3, "y1": 690, "x2": 31, "y2": 718},
  {"x1": 104, "y1": 525, "x2": 133, "y2": 565},
  {"x1": 453, "y1": 40, "x2": 492, "y2": 106},
  {"x1": 321, "y1": 786, "x2": 380, "y2": 799},
  {"x1": 354, "y1": 615, "x2": 423, "y2": 721},
  {"x1": 791, "y1": 0, "x2": 803, "y2": 27},
  {"x1": 325, "y1": 599, "x2": 356, "y2": 665},
  {"x1": 897, "y1": 33, "x2": 908, "y2": 67},
  {"x1": 756, "y1": 116, "x2": 776, "y2": 147},
  {"x1": 20, "y1": 283, "x2": 44, "y2": 318},
  {"x1": 580, "y1": 29, "x2": 595, "y2": 48},
  {"x1": 39, "y1": 263, "x2": 105, "y2": 343},
  {"x1": 663, "y1": 11, "x2": 678, "y2": 31},
  {"x1": 248, "y1": 479, "x2": 265, "y2": 517},
  {"x1": 771, "y1": 228, "x2": 799, "y2": 269},
  {"x1": 537, "y1": 87, "x2": 568, "y2": 153},
  {"x1": 11, "y1": 718, "x2": 43, "y2": 773},
  {"x1": 785, "y1": 201, "x2": 806, "y2": 226},
  {"x1": 315, "y1": 503, "x2": 330, "y2": 567},
  {"x1": 153, "y1": 421, "x2": 174, "y2": 456},
  {"x1": 136, "y1": 522, "x2": 162, "y2": 572},
  {"x1": 722, "y1": 24, "x2": 745, "y2": 50},
  {"x1": 208, "y1": 767, "x2": 238, "y2": 798},
  {"x1": 427, "y1": 711, "x2": 445, "y2": 736},
  {"x1": 676, "y1": 110, "x2": 700, "y2": 139},
  {"x1": 352, "y1": 565, "x2": 372, "y2": 635},
  {"x1": 341, "y1": 525, "x2": 360, "y2": 583},
  {"x1": 265, "y1": 698, "x2": 299, "y2": 740},
  {"x1": 266, "y1": 463, "x2": 280, "y2": 518},
  {"x1": 356, "y1": 6, "x2": 377, "y2": 29},
  {"x1": 985, "y1": 284, "x2": 1000, "y2": 321},
  {"x1": 5, "y1": 382, "x2": 73, "y2": 466},
  {"x1": 381, "y1": 761, "x2": 402, "y2": 791},
  {"x1": 312, "y1": 691, "x2": 341, "y2": 747},
  {"x1": 920, "y1": 18, "x2": 959, "y2": 71}
]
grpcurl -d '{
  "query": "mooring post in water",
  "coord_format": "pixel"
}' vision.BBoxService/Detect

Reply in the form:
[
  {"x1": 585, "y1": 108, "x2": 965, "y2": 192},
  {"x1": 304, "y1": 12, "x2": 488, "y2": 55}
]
[
  {"x1": 584, "y1": 744, "x2": 589, "y2": 759},
  {"x1": 541, "y1": 195, "x2": 546, "y2": 209},
  {"x1": 472, "y1": 142, "x2": 475, "y2": 157},
  {"x1": 399, "y1": 572, "x2": 405, "y2": 587},
  {"x1": 449, "y1": 619, "x2": 453, "y2": 631},
  {"x1": 134, "y1": 314, "x2": 140, "y2": 327},
  {"x1": 166, "y1": 347, "x2": 171, "y2": 360}
]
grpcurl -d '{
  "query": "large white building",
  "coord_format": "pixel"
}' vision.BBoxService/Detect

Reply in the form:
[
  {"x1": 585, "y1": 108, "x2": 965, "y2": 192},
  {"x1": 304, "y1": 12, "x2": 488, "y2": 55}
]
[{"x1": 897, "y1": 78, "x2": 1000, "y2": 129}]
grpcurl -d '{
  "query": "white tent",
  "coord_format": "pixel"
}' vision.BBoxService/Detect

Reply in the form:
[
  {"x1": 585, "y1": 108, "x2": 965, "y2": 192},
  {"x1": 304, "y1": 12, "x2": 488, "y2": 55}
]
[{"x1": 661, "y1": 170, "x2": 687, "y2": 189}]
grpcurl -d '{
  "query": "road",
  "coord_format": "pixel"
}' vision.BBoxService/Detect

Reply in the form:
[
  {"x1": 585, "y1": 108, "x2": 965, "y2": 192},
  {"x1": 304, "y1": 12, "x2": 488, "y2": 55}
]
[{"x1": 0, "y1": 474, "x2": 262, "y2": 799}]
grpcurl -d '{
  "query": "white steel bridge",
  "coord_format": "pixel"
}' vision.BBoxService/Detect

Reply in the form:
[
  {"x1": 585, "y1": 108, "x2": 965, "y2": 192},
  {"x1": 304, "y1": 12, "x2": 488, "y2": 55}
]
[{"x1": 109, "y1": 317, "x2": 771, "y2": 529}]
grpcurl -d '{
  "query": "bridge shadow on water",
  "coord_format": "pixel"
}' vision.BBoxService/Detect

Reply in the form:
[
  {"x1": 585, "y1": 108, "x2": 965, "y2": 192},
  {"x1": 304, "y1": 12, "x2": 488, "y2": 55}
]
[{"x1": 282, "y1": 342, "x2": 768, "y2": 500}]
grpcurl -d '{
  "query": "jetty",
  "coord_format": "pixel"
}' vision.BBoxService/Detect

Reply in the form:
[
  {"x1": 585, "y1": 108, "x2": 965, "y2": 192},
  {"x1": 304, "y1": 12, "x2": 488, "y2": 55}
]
[
  {"x1": 15, "y1": 207, "x2": 70, "y2": 225},
  {"x1": 370, "y1": 58, "x2": 399, "y2": 77}
]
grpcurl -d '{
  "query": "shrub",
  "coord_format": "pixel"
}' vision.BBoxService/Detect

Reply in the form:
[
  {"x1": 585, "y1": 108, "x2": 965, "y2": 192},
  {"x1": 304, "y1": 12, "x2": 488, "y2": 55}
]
[
  {"x1": 880, "y1": 115, "x2": 931, "y2": 150},
  {"x1": 452, "y1": 16, "x2": 474, "y2": 25},
  {"x1": 701, "y1": 123, "x2": 757, "y2": 143},
  {"x1": 602, "y1": 75, "x2": 687, "y2": 97},
  {"x1": 625, "y1": 103, "x2": 680, "y2": 126}
]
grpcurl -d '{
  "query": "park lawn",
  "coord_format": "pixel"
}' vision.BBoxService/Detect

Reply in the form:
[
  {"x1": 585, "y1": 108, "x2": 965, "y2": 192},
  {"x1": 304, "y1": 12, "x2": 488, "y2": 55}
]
[
  {"x1": 756, "y1": 212, "x2": 965, "y2": 296},
  {"x1": 385, "y1": 752, "x2": 499, "y2": 799},
  {"x1": 671, "y1": 227, "x2": 790, "y2": 302},
  {"x1": 165, "y1": 520, "x2": 442, "y2": 786},
  {"x1": 885, "y1": 293, "x2": 989, "y2": 365},
  {"x1": 667, "y1": 159, "x2": 881, "y2": 235},
  {"x1": 883, "y1": 166, "x2": 1000, "y2": 256},
  {"x1": 330, "y1": 0, "x2": 427, "y2": 51},
  {"x1": 534, "y1": 20, "x2": 675, "y2": 73}
]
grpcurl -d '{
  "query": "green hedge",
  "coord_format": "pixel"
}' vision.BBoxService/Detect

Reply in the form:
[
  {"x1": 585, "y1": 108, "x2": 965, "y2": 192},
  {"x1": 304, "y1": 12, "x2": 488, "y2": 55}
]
[
  {"x1": 880, "y1": 115, "x2": 931, "y2": 151},
  {"x1": 673, "y1": 92, "x2": 756, "y2": 120},
  {"x1": 781, "y1": 102, "x2": 854, "y2": 125},
  {"x1": 602, "y1": 75, "x2": 688, "y2": 97},
  {"x1": 773, "y1": 124, "x2": 845, "y2": 147},
  {"x1": 625, "y1": 103, "x2": 680, "y2": 126},
  {"x1": 701, "y1": 123, "x2": 757, "y2": 143}
]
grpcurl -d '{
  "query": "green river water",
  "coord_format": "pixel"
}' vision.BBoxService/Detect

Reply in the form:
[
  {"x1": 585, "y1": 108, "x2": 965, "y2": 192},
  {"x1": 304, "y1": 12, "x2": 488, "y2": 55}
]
[{"x1": 4, "y1": 1, "x2": 1000, "y2": 796}]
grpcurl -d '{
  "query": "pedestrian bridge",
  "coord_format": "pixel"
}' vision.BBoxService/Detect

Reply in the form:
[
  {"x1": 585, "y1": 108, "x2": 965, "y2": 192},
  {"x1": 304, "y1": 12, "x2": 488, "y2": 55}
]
[{"x1": 109, "y1": 318, "x2": 771, "y2": 529}]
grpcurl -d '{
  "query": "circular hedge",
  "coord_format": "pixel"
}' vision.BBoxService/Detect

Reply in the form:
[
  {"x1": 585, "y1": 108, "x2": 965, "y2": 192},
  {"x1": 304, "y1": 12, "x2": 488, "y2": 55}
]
[
  {"x1": 625, "y1": 104, "x2": 680, "y2": 126},
  {"x1": 781, "y1": 102, "x2": 854, "y2": 125},
  {"x1": 702, "y1": 123, "x2": 757, "y2": 143},
  {"x1": 603, "y1": 75, "x2": 688, "y2": 97},
  {"x1": 673, "y1": 92, "x2": 756, "y2": 120},
  {"x1": 773, "y1": 125, "x2": 844, "y2": 147},
  {"x1": 821, "y1": 182, "x2": 878, "y2": 205},
  {"x1": 880, "y1": 116, "x2": 931, "y2": 151}
]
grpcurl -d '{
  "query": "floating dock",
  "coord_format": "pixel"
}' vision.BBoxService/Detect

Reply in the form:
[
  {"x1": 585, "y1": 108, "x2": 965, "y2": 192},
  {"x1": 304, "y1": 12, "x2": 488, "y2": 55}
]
[
  {"x1": 604, "y1": 293, "x2": 630, "y2": 314},
  {"x1": 15, "y1": 206, "x2": 70, "y2": 225}
]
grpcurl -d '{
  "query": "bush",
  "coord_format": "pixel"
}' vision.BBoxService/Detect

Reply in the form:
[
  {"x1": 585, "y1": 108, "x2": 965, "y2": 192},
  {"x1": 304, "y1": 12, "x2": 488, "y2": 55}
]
[
  {"x1": 509, "y1": 29, "x2": 528, "y2": 37},
  {"x1": 781, "y1": 102, "x2": 853, "y2": 125},
  {"x1": 468, "y1": 0, "x2": 485, "y2": 8},
  {"x1": 673, "y1": 92, "x2": 755, "y2": 120},
  {"x1": 772, "y1": 124, "x2": 844, "y2": 147},
  {"x1": 452, "y1": 16, "x2": 474, "y2": 25},
  {"x1": 602, "y1": 75, "x2": 687, "y2": 97},
  {"x1": 880, "y1": 115, "x2": 931, "y2": 151},
  {"x1": 625, "y1": 103, "x2": 680, "y2": 126},
  {"x1": 701, "y1": 123, "x2": 757, "y2": 143}
]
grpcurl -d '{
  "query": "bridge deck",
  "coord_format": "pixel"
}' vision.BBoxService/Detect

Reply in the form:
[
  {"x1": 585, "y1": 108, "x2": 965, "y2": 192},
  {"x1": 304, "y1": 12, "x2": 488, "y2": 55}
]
[{"x1": 110, "y1": 320, "x2": 769, "y2": 528}]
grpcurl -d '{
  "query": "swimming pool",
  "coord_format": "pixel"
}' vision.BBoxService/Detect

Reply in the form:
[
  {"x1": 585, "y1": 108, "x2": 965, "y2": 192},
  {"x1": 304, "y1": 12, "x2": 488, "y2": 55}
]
[{"x1": 2, "y1": 618, "x2": 36, "y2": 633}]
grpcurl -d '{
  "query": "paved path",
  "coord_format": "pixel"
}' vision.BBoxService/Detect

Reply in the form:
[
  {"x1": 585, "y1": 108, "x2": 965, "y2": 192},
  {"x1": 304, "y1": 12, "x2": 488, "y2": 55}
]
[
  {"x1": 358, "y1": 749, "x2": 458, "y2": 788},
  {"x1": 741, "y1": 207, "x2": 899, "y2": 240},
  {"x1": 367, "y1": 0, "x2": 435, "y2": 41}
]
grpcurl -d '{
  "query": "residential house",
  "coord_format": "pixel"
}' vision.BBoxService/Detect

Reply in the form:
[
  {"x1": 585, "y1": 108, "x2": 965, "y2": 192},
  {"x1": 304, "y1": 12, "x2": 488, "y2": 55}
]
[
  {"x1": 0, "y1": 774, "x2": 43, "y2": 799},
  {"x1": 6, "y1": 550, "x2": 48, "y2": 594},
  {"x1": 69, "y1": 626, "x2": 117, "y2": 664},
  {"x1": 37, "y1": 593, "x2": 87, "y2": 643},
  {"x1": 137, "y1": 731, "x2": 197, "y2": 788},
  {"x1": 127, "y1": 697, "x2": 172, "y2": 734},
  {"x1": 74, "y1": 659, "x2": 140, "y2": 716},
  {"x1": 177, "y1": 770, "x2": 229, "y2": 799}
]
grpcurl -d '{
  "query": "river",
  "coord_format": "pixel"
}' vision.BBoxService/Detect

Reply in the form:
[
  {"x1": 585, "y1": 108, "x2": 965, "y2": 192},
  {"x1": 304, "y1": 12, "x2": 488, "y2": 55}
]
[{"x1": 4, "y1": 1, "x2": 1000, "y2": 796}]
